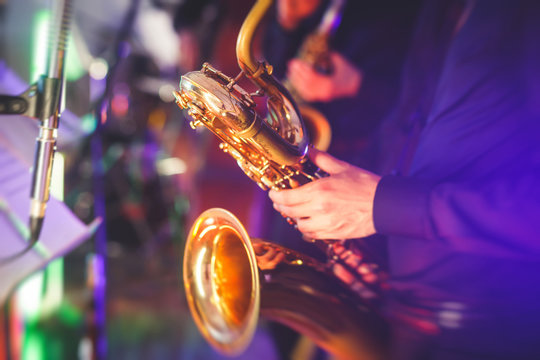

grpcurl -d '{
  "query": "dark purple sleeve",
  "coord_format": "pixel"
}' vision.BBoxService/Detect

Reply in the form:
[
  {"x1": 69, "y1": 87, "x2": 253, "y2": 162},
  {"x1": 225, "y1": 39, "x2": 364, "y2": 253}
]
[
  {"x1": 373, "y1": 168, "x2": 540, "y2": 258},
  {"x1": 372, "y1": 175, "x2": 431, "y2": 240}
]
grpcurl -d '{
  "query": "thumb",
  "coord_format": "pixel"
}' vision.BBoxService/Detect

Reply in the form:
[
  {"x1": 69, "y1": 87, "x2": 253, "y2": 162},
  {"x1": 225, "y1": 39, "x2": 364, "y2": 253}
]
[{"x1": 308, "y1": 147, "x2": 349, "y2": 174}]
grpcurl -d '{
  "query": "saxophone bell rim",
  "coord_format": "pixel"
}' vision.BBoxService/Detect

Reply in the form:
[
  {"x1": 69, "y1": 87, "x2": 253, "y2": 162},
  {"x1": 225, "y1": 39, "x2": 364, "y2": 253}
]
[{"x1": 183, "y1": 208, "x2": 261, "y2": 356}]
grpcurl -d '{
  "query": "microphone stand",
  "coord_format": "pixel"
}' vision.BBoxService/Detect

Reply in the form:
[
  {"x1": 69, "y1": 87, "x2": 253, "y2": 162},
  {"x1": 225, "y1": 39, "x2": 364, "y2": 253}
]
[
  {"x1": 0, "y1": 0, "x2": 73, "y2": 256},
  {"x1": 29, "y1": 0, "x2": 73, "y2": 243}
]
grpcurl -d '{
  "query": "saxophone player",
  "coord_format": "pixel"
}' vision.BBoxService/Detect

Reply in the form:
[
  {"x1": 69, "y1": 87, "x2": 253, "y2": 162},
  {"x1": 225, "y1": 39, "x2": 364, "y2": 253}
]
[
  {"x1": 260, "y1": 1, "x2": 421, "y2": 359},
  {"x1": 269, "y1": 0, "x2": 540, "y2": 359},
  {"x1": 259, "y1": 0, "x2": 422, "y2": 251}
]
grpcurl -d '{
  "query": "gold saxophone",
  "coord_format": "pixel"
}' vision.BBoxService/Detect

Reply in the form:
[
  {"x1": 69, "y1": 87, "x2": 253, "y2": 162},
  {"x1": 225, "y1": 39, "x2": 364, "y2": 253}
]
[
  {"x1": 284, "y1": 0, "x2": 347, "y2": 152},
  {"x1": 173, "y1": 1, "x2": 387, "y2": 359}
]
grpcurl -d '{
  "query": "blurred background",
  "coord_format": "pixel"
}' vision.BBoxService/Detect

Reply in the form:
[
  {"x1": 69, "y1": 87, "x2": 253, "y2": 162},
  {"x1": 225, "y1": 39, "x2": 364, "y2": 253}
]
[
  {"x1": 0, "y1": 0, "x2": 419, "y2": 358},
  {"x1": 0, "y1": 0, "x2": 271, "y2": 359}
]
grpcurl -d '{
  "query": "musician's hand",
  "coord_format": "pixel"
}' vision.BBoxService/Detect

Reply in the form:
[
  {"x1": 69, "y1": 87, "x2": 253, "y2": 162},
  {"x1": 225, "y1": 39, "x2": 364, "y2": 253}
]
[
  {"x1": 276, "y1": 0, "x2": 322, "y2": 30},
  {"x1": 268, "y1": 148, "x2": 380, "y2": 240},
  {"x1": 286, "y1": 52, "x2": 362, "y2": 102}
]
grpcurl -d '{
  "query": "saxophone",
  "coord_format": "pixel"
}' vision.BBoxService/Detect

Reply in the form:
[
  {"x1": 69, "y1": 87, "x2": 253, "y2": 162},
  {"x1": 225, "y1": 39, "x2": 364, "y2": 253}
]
[
  {"x1": 173, "y1": 1, "x2": 387, "y2": 359},
  {"x1": 284, "y1": 0, "x2": 347, "y2": 152}
]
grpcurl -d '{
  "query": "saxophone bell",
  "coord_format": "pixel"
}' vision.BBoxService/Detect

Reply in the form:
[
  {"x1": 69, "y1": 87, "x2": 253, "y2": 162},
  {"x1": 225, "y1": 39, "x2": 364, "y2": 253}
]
[
  {"x1": 184, "y1": 208, "x2": 389, "y2": 359},
  {"x1": 183, "y1": 208, "x2": 259, "y2": 355}
]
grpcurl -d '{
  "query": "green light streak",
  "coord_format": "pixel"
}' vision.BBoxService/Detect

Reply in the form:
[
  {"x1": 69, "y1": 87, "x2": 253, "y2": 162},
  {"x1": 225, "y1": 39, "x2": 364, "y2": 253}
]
[
  {"x1": 31, "y1": 9, "x2": 85, "y2": 83},
  {"x1": 66, "y1": 33, "x2": 85, "y2": 81},
  {"x1": 41, "y1": 258, "x2": 64, "y2": 316},
  {"x1": 22, "y1": 331, "x2": 44, "y2": 360},
  {"x1": 30, "y1": 10, "x2": 50, "y2": 83}
]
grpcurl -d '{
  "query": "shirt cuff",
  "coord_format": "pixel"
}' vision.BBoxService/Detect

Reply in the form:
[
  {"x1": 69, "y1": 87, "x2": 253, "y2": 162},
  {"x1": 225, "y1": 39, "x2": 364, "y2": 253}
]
[{"x1": 373, "y1": 175, "x2": 432, "y2": 239}]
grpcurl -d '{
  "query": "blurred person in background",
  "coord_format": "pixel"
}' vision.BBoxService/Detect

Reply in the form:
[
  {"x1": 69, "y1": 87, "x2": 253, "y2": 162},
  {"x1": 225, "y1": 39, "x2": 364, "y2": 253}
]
[{"x1": 263, "y1": 0, "x2": 422, "y2": 168}]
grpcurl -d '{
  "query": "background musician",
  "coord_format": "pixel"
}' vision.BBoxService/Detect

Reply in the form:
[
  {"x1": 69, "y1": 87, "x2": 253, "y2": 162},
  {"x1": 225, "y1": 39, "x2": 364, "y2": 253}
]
[{"x1": 263, "y1": 0, "x2": 422, "y2": 169}]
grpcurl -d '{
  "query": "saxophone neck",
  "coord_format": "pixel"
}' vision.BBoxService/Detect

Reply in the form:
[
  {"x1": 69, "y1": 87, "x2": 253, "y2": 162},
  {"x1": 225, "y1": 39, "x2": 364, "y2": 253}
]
[
  {"x1": 235, "y1": 0, "x2": 309, "y2": 154},
  {"x1": 236, "y1": 0, "x2": 273, "y2": 80},
  {"x1": 234, "y1": 0, "x2": 284, "y2": 101}
]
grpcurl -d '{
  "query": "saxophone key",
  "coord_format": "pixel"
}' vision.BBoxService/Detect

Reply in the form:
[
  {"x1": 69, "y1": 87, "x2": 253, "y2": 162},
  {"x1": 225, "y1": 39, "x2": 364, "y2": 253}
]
[
  {"x1": 357, "y1": 263, "x2": 372, "y2": 275},
  {"x1": 344, "y1": 252, "x2": 362, "y2": 269},
  {"x1": 189, "y1": 120, "x2": 202, "y2": 129},
  {"x1": 330, "y1": 242, "x2": 346, "y2": 256},
  {"x1": 332, "y1": 263, "x2": 355, "y2": 285},
  {"x1": 172, "y1": 91, "x2": 187, "y2": 108}
]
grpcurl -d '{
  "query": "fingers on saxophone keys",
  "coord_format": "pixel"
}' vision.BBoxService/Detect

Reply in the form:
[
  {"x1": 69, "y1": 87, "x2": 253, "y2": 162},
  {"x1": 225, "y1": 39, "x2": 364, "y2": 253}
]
[
  {"x1": 332, "y1": 263, "x2": 377, "y2": 299},
  {"x1": 332, "y1": 263, "x2": 355, "y2": 285},
  {"x1": 286, "y1": 216, "x2": 296, "y2": 226},
  {"x1": 301, "y1": 234, "x2": 317, "y2": 243},
  {"x1": 331, "y1": 246, "x2": 379, "y2": 285},
  {"x1": 271, "y1": 203, "x2": 291, "y2": 223},
  {"x1": 272, "y1": 201, "x2": 284, "y2": 214}
]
